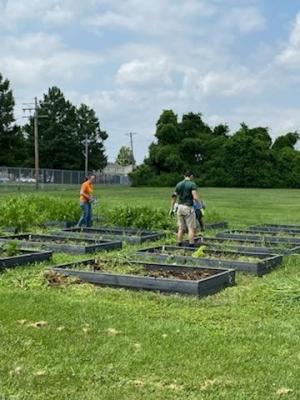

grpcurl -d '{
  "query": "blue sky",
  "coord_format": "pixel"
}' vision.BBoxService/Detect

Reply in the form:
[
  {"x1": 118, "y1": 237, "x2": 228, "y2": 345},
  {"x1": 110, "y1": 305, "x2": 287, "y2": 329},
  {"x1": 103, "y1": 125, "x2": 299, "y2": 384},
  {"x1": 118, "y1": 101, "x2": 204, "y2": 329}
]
[{"x1": 1, "y1": 0, "x2": 300, "y2": 163}]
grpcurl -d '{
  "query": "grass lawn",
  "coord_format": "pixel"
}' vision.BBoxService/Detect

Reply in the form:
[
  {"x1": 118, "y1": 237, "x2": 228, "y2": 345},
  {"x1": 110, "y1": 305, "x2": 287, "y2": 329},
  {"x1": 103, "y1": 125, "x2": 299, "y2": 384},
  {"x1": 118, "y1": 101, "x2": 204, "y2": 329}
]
[{"x1": 0, "y1": 186, "x2": 299, "y2": 399}]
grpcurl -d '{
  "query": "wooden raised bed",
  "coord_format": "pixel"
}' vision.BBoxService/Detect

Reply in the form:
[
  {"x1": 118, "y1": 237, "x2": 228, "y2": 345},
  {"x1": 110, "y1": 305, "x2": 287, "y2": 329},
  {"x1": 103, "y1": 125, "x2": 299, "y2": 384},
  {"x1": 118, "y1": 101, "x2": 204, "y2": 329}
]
[
  {"x1": 249, "y1": 225, "x2": 300, "y2": 234},
  {"x1": 205, "y1": 221, "x2": 228, "y2": 230},
  {"x1": 216, "y1": 230, "x2": 300, "y2": 245},
  {"x1": 182, "y1": 236, "x2": 300, "y2": 255},
  {"x1": 0, "y1": 234, "x2": 122, "y2": 254},
  {"x1": 0, "y1": 249, "x2": 52, "y2": 270},
  {"x1": 62, "y1": 226, "x2": 166, "y2": 244},
  {"x1": 136, "y1": 245, "x2": 283, "y2": 276},
  {"x1": 49, "y1": 259, "x2": 235, "y2": 297},
  {"x1": 42, "y1": 220, "x2": 77, "y2": 229},
  {"x1": 252, "y1": 223, "x2": 300, "y2": 229}
]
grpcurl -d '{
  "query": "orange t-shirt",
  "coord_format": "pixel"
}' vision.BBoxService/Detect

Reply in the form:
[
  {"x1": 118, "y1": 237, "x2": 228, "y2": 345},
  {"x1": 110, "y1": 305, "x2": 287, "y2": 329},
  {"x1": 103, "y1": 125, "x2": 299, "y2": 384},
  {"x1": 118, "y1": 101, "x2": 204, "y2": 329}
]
[{"x1": 80, "y1": 181, "x2": 93, "y2": 203}]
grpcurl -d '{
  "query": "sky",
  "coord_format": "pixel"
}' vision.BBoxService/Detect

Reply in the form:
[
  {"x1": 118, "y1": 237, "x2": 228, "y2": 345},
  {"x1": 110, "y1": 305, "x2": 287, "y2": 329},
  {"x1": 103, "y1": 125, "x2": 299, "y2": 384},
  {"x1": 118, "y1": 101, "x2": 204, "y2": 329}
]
[{"x1": 1, "y1": 0, "x2": 300, "y2": 163}]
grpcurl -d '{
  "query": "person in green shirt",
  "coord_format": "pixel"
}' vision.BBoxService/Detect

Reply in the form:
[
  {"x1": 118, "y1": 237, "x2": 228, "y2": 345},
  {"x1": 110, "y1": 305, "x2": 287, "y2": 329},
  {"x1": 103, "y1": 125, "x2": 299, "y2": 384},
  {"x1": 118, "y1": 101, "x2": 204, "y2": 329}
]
[{"x1": 170, "y1": 171, "x2": 201, "y2": 246}]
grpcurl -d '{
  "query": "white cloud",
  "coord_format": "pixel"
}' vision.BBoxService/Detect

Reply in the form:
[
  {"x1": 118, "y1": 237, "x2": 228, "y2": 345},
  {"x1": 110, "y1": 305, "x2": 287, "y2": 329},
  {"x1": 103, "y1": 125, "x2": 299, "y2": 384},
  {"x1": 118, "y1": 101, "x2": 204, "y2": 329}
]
[
  {"x1": 0, "y1": 0, "x2": 90, "y2": 27},
  {"x1": 277, "y1": 12, "x2": 300, "y2": 68},
  {"x1": 181, "y1": 67, "x2": 261, "y2": 99},
  {"x1": 86, "y1": 0, "x2": 217, "y2": 36},
  {"x1": 224, "y1": 6, "x2": 266, "y2": 33},
  {"x1": 43, "y1": 5, "x2": 74, "y2": 24},
  {"x1": 116, "y1": 58, "x2": 172, "y2": 87},
  {"x1": 0, "y1": 33, "x2": 103, "y2": 87},
  {"x1": 0, "y1": 0, "x2": 298, "y2": 163}
]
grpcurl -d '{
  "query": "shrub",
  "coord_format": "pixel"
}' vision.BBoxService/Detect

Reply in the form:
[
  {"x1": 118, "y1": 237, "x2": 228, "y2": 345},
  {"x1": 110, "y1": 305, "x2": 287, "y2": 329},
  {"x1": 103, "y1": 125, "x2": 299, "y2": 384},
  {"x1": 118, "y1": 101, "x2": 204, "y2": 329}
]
[
  {"x1": 104, "y1": 206, "x2": 175, "y2": 230},
  {"x1": 0, "y1": 195, "x2": 79, "y2": 231}
]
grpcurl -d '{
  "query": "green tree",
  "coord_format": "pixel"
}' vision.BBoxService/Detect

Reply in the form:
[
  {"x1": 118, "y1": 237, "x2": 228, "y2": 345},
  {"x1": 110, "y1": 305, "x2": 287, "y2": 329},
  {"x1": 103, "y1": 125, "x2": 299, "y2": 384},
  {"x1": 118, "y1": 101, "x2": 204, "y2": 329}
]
[
  {"x1": 222, "y1": 125, "x2": 275, "y2": 187},
  {"x1": 76, "y1": 103, "x2": 108, "y2": 171},
  {"x1": 130, "y1": 110, "x2": 300, "y2": 188},
  {"x1": 24, "y1": 87, "x2": 107, "y2": 170},
  {"x1": 0, "y1": 73, "x2": 25, "y2": 166},
  {"x1": 213, "y1": 124, "x2": 230, "y2": 137},
  {"x1": 181, "y1": 112, "x2": 212, "y2": 138},
  {"x1": 155, "y1": 110, "x2": 181, "y2": 144},
  {"x1": 272, "y1": 132, "x2": 299, "y2": 151},
  {"x1": 116, "y1": 146, "x2": 134, "y2": 166}
]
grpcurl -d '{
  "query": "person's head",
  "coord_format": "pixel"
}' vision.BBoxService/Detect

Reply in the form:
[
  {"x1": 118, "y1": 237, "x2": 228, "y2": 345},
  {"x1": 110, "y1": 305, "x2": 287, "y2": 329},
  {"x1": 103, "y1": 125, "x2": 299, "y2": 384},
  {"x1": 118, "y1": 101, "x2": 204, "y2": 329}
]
[
  {"x1": 184, "y1": 171, "x2": 194, "y2": 180},
  {"x1": 88, "y1": 174, "x2": 96, "y2": 183}
]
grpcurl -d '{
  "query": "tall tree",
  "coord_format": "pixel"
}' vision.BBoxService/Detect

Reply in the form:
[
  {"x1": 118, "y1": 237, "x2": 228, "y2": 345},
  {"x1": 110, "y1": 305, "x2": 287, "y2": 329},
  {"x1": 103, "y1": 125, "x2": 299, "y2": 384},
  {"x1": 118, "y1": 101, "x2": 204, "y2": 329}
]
[
  {"x1": 0, "y1": 73, "x2": 25, "y2": 166},
  {"x1": 76, "y1": 104, "x2": 108, "y2": 171},
  {"x1": 24, "y1": 87, "x2": 78, "y2": 169},
  {"x1": 155, "y1": 110, "x2": 181, "y2": 144},
  {"x1": 116, "y1": 146, "x2": 134, "y2": 166},
  {"x1": 24, "y1": 87, "x2": 108, "y2": 170}
]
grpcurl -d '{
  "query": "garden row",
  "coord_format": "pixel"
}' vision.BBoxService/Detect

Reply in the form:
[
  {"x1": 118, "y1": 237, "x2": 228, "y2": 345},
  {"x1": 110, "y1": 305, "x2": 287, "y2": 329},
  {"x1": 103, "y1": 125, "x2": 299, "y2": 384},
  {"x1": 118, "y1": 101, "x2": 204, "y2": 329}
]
[{"x1": 1, "y1": 223, "x2": 299, "y2": 298}]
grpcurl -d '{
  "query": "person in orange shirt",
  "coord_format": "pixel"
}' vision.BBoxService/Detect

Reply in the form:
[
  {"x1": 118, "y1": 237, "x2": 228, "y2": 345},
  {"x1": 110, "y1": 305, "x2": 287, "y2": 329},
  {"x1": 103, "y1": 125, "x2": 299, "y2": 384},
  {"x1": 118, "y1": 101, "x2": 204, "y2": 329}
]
[{"x1": 77, "y1": 174, "x2": 96, "y2": 227}]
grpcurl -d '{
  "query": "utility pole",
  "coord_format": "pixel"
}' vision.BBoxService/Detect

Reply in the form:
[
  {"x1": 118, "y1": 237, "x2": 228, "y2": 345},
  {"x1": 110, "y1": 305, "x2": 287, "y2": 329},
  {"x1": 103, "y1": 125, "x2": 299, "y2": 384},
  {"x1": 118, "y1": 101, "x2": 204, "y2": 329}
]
[
  {"x1": 34, "y1": 97, "x2": 39, "y2": 190},
  {"x1": 126, "y1": 132, "x2": 136, "y2": 166},
  {"x1": 23, "y1": 98, "x2": 42, "y2": 190}
]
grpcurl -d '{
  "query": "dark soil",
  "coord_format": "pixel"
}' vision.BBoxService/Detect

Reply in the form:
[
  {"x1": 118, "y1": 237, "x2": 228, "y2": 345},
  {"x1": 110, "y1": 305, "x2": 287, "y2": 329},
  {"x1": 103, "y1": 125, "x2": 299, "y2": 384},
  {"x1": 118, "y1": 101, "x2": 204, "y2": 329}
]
[{"x1": 143, "y1": 269, "x2": 215, "y2": 280}]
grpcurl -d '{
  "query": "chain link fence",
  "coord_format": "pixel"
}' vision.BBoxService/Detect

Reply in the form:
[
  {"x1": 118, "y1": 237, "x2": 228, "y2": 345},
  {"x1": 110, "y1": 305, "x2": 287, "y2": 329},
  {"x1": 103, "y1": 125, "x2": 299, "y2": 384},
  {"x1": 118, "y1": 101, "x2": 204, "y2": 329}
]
[{"x1": 0, "y1": 166, "x2": 131, "y2": 186}]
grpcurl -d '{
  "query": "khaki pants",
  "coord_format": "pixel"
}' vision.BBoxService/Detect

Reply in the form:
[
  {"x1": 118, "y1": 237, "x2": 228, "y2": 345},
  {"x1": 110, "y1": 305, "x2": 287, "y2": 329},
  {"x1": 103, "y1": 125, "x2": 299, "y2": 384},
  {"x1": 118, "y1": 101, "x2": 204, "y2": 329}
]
[{"x1": 177, "y1": 204, "x2": 196, "y2": 231}]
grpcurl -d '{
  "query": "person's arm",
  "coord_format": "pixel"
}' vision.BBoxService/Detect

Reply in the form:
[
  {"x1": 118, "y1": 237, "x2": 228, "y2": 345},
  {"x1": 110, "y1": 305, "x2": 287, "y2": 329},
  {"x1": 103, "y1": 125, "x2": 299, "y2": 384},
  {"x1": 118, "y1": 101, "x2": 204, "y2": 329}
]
[
  {"x1": 80, "y1": 183, "x2": 91, "y2": 202},
  {"x1": 192, "y1": 182, "x2": 200, "y2": 203},
  {"x1": 192, "y1": 190, "x2": 199, "y2": 202},
  {"x1": 170, "y1": 192, "x2": 177, "y2": 215}
]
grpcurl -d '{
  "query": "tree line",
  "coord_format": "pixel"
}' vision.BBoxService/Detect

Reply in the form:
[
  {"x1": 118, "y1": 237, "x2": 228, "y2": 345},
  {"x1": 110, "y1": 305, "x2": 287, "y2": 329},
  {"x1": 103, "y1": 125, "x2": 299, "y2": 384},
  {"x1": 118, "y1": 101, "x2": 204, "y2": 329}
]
[
  {"x1": 2, "y1": 71, "x2": 300, "y2": 187},
  {"x1": 0, "y1": 73, "x2": 107, "y2": 171},
  {"x1": 130, "y1": 110, "x2": 300, "y2": 188}
]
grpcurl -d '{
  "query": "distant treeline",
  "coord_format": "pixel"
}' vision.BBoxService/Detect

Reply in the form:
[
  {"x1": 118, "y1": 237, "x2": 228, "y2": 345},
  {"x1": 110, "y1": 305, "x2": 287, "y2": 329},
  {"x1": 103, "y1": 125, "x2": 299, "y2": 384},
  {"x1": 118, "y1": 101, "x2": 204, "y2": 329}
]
[
  {"x1": 130, "y1": 110, "x2": 300, "y2": 188},
  {"x1": 0, "y1": 73, "x2": 107, "y2": 171}
]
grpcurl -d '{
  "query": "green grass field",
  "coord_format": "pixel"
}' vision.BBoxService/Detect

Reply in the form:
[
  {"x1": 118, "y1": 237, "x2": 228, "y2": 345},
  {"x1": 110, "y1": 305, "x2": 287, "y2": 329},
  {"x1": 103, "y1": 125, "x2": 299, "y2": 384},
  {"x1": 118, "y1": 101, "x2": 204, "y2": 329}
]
[{"x1": 0, "y1": 186, "x2": 299, "y2": 399}]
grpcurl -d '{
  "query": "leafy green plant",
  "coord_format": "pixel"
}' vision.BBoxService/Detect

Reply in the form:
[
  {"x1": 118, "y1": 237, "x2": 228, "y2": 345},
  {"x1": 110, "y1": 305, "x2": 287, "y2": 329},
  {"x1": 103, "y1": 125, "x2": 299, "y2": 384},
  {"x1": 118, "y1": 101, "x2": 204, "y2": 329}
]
[
  {"x1": 0, "y1": 195, "x2": 80, "y2": 231},
  {"x1": 0, "y1": 241, "x2": 19, "y2": 257},
  {"x1": 103, "y1": 206, "x2": 175, "y2": 230},
  {"x1": 192, "y1": 245, "x2": 206, "y2": 258}
]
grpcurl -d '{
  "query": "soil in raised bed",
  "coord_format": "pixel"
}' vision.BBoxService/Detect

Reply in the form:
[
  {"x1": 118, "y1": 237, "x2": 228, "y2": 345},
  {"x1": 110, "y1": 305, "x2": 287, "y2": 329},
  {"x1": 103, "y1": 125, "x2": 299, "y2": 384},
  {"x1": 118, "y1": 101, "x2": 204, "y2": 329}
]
[
  {"x1": 141, "y1": 269, "x2": 214, "y2": 280},
  {"x1": 51, "y1": 259, "x2": 217, "y2": 281}
]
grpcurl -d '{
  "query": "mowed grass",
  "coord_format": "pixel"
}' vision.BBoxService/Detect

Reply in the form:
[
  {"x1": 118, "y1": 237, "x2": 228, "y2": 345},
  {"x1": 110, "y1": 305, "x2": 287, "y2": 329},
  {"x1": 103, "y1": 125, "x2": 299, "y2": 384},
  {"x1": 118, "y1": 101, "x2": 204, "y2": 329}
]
[{"x1": 0, "y1": 186, "x2": 300, "y2": 399}]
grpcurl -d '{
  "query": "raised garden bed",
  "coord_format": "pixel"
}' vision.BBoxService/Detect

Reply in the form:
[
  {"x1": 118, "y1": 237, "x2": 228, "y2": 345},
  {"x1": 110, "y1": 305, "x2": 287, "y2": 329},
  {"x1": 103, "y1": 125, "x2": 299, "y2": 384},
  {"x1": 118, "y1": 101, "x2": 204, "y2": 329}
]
[
  {"x1": 216, "y1": 230, "x2": 300, "y2": 245},
  {"x1": 62, "y1": 226, "x2": 166, "y2": 244},
  {"x1": 0, "y1": 234, "x2": 122, "y2": 254},
  {"x1": 136, "y1": 245, "x2": 283, "y2": 276},
  {"x1": 252, "y1": 223, "x2": 300, "y2": 229},
  {"x1": 249, "y1": 225, "x2": 300, "y2": 234},
  {"x1": 0, "y1": 248, "x2": 52, "y2": 270},
  {"x1": 49, "y1": 258, "x2": 235, "y2": 297},
  {"x1": 42, "y1": 220, "x2": 77, "y2": 229},
  {"x1": 205, "y1": 221, "x2": 228, "y2": 230},
  {"x1": 182, "y1": 236, "x2": 300, "y2": 255}
]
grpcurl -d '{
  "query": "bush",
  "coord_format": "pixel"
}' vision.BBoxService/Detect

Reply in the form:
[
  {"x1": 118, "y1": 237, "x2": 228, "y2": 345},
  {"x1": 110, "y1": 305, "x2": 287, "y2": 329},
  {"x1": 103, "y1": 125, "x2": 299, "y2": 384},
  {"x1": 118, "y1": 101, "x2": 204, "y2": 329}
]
[
  {"x1": 0, "y1": 195, "x2": 79, "y2": 231},
  {"x1": 103, "y1": 205, "x2": 223, "y2": 230},
  {"x1": 103, "y1": 206, "x2": 175, "y2": 230}
]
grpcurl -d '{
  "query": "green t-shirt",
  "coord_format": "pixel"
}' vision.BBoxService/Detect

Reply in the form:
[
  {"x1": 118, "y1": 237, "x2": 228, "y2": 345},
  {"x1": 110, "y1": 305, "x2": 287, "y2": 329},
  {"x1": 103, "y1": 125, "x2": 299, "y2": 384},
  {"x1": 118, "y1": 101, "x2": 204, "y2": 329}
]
[{"x1": 175, "y1": 179, "x2": 197, "y2": 206}]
